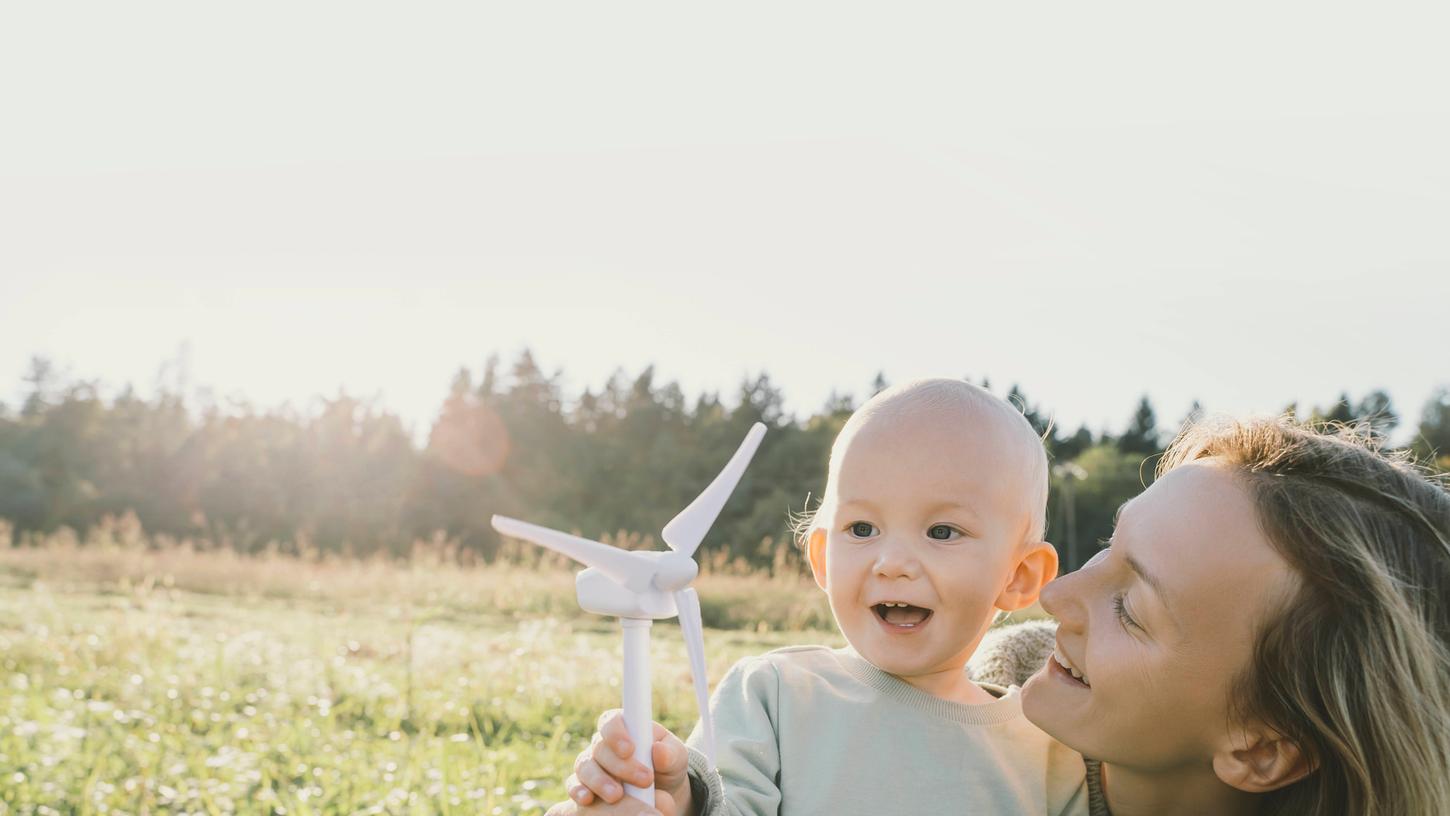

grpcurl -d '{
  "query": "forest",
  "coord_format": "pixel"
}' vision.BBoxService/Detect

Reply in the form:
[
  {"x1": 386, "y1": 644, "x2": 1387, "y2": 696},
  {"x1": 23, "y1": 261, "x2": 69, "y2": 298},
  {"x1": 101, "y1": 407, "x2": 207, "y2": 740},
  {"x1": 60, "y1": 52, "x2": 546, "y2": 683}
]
[{"x1": 3, "y1": 352, "x2": 1447, "y2": 573}]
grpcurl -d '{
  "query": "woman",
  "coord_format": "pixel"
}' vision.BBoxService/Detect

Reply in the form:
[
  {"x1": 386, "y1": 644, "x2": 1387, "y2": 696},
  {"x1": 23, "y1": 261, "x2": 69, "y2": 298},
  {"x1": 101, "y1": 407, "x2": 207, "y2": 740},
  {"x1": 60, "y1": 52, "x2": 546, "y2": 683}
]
[
  {"x1": 1020, "y1": 416, "x2": 1450, "y2": 814},
  {"x1": 556, "y1": 416, "x2": 1450, "y2": 815}
]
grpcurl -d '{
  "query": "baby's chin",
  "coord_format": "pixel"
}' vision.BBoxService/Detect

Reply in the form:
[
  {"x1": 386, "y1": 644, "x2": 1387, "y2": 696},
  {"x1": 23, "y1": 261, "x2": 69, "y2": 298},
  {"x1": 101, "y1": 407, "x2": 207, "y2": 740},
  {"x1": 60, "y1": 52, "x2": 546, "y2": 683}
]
[
  {"x1": 842, "y1": 631, "x2": 958, "y2": 678},
  {"x1": 867, "y1": 654, "x2": 947, "y2": 678}
]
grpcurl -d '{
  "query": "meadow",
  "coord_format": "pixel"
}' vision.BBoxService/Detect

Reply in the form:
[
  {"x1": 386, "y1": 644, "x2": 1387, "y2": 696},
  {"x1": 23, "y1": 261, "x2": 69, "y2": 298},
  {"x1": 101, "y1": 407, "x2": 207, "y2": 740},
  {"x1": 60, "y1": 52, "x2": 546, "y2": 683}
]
[{"x1": 0, "y1": 517, "x2": 840, "y2": 815}]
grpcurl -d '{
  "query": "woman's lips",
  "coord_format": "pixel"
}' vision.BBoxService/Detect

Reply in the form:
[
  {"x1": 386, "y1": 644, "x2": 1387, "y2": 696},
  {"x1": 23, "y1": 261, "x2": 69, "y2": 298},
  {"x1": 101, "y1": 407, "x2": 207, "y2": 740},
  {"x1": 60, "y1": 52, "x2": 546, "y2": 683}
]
[{"x1": 1047, "y1": 651, "x2": 1092, "y2": 690}]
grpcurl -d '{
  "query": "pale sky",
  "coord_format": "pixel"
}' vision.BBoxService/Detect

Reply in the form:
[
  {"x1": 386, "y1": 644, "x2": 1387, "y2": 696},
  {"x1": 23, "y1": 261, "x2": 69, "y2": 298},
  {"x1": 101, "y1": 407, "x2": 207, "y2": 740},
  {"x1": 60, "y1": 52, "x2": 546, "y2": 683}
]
[{"x1": 2, "y1": 3, "x2": 1447, "y2": 444}]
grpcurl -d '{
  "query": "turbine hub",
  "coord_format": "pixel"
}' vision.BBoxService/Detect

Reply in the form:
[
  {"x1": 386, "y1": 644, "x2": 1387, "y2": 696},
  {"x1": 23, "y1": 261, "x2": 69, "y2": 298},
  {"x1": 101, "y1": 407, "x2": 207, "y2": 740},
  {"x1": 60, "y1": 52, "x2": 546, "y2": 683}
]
[{"x1": 652, "y1": 553, "x2": 699, "y2": 592}]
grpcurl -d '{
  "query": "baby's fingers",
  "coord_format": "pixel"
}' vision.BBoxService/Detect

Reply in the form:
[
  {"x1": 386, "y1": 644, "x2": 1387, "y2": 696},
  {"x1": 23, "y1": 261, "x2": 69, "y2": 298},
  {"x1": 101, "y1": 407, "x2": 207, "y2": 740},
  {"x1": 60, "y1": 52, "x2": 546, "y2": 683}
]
[
  {"x1": 596, "y1": 710, "x2": 634, "y2": 757},
  {"x1": 573, "y1": 753, "x2": 628, "y2": 804},
  {"x1": 596, "y1": 711, "x2": 674, "y2": 759},
  {"x1": 652, "y1": 735, "x2": 689, "y2": 778},
  {"x1": 590, "y1": 736, "x2": 654, "y2": 792},
  {"x1": 564, "y1": 772, "x2": 596, "y2": 807},
  {"x1": 546, "y1": 794, "x2": 666, "y2": 816}
]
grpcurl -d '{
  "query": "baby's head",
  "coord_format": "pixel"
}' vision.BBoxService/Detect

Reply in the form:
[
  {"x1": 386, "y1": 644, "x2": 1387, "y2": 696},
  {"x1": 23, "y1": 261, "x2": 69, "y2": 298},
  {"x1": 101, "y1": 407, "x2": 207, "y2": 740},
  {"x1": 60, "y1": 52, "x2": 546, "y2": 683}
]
[{"x1": 802, "y1": 378, "x2": 1058, "y2": 684}]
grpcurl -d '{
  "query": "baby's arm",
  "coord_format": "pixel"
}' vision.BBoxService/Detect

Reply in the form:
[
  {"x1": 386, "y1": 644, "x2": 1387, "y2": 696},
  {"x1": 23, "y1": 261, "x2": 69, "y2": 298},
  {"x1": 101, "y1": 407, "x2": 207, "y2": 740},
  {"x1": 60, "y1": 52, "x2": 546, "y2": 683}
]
[{"x1": 678, "y1": 655, "x2": 784, "y2": 816}]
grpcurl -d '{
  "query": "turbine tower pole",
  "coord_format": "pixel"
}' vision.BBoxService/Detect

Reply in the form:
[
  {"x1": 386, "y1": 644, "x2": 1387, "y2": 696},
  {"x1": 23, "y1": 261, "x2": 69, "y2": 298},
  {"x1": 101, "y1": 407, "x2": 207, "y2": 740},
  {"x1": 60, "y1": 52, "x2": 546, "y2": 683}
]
[{"x1": 620, "y1": 617, "x2": 655, "y2": 804}]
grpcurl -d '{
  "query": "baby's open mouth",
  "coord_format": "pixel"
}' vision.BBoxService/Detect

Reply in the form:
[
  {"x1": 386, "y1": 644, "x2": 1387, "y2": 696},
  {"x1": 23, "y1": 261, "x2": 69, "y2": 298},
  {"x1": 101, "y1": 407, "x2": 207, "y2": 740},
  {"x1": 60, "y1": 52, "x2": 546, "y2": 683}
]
[{"x1": 872, "y1": 602, "x2": 933, "y2": 627}]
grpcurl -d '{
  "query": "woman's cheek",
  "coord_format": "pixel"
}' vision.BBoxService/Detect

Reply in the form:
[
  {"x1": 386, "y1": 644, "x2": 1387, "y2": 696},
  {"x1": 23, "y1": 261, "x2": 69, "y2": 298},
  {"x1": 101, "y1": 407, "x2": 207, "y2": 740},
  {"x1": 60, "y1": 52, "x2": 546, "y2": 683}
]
[{"x1": 1094, "y1": 632, "x2": 1171, "y2": 728}]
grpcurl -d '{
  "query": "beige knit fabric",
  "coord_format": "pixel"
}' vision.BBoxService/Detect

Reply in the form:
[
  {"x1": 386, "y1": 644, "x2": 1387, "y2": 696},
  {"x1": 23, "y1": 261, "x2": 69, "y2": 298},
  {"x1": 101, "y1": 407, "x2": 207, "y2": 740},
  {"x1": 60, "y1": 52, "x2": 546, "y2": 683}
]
[
  {"x1": 967, "y1": 619, "x2": 1059, "y2": 688},
  {"x1": 969, "y1": 620, "x2": 1112, "y2": 815},
  {"x1": 1084, "y1": 759, "x2": 1110, "y2": 816}
]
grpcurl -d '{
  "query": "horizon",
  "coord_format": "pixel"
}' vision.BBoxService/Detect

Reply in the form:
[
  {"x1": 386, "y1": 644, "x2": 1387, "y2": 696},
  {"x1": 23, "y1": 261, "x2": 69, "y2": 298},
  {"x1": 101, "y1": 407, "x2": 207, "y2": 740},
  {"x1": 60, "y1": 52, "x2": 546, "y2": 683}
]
[{"x1": 4, "y1": 344, "x2": 1435, "y2": 449}]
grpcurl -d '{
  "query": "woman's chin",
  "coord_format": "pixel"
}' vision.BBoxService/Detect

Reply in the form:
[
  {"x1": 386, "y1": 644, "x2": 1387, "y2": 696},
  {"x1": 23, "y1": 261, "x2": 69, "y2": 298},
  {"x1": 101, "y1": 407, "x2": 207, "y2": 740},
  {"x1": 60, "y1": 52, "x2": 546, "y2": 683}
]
[
  {"x1": 1020, "y1": 666, "x2": 1049, "y2": 705},
  {"x1": 1020, "y1": 665, "x2": 1078, "y2": 742}
]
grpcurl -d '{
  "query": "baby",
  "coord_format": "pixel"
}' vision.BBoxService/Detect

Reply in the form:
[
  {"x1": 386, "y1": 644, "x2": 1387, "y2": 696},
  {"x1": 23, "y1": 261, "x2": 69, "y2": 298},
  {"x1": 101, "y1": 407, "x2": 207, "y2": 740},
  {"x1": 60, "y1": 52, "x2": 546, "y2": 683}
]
[{"x1": 565, "y1": 379, "x2": 1086, "y2": 815}]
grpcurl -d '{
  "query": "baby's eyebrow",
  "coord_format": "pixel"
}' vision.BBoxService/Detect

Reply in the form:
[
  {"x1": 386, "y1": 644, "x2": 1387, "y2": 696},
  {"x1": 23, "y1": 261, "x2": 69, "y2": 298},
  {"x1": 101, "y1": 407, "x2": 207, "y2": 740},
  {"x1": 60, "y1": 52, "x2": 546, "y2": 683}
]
[{"x1": 923, "y1": 500, "x2": 981, "y2": 519}]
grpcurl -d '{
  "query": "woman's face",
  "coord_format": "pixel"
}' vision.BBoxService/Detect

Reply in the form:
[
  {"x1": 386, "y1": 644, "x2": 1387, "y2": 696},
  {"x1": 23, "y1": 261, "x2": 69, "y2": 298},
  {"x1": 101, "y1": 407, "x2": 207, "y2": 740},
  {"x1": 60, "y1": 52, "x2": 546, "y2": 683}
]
[{"x1": 1021, "y1": 460, "x2": 1297, "y2": 770}]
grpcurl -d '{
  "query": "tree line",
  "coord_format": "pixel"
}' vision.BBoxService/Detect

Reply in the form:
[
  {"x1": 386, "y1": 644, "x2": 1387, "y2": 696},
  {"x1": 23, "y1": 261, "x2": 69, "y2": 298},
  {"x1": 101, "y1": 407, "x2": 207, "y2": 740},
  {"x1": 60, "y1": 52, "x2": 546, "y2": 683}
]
[{"x1": 2, "y1": 353, "x2": 1446, "y2": 573}]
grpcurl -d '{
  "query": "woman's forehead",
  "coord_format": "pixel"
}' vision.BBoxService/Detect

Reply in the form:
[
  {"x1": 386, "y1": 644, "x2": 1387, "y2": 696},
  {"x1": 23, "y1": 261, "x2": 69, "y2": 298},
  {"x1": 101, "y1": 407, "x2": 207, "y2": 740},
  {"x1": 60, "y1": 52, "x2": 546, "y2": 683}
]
[{"x1": 1127, "y1": 462, "x2": 1294, "y2": 621}]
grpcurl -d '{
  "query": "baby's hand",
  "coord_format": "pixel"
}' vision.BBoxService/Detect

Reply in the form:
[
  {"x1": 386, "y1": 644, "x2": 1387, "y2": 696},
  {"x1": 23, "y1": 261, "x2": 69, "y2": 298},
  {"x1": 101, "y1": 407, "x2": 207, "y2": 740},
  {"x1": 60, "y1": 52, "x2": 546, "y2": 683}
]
[
  {"x1": 565, "y1": 710, "x2": 692, "y2": 816},
  {"x1": 544, "y1": 793, "x2": 669, "y2": 816}
]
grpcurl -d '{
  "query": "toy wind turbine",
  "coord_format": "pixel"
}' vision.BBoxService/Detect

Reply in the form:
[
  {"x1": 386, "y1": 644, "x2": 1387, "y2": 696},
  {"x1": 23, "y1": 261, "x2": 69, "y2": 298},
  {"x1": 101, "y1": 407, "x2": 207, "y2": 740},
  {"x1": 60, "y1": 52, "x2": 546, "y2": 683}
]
[{"x1": 491, "y1": 422, "x2": 766, "y2": 805}]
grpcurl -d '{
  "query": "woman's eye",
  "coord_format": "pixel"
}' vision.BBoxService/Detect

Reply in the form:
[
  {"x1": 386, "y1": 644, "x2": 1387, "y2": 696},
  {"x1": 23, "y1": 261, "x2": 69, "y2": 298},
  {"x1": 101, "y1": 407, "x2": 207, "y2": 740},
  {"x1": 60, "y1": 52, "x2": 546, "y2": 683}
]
[
  {"x1": 927, "y1": 524, "x2": 962, "y2": 541},
  {"x1": 1113, "y1": 592, "x2": 1141, "y2": 631},
  {"x1": 848, "y1": 522, "x2": 877, "y2": 538}
]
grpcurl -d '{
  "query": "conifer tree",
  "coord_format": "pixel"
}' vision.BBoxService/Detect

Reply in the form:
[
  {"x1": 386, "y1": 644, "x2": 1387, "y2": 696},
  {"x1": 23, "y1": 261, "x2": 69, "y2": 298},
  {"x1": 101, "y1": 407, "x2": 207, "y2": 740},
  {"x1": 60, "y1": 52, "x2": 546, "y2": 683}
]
[{"x1": 1117, "y1": 395, "x2": 1161, "y2": 456}]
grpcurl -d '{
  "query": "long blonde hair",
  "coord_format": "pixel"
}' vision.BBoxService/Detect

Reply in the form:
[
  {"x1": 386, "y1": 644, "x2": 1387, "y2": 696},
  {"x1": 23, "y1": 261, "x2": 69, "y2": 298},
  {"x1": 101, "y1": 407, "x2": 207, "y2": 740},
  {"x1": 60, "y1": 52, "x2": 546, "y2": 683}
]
[{"x1": 1160, "y1": 417, "x2": 1450, "y2": 816}]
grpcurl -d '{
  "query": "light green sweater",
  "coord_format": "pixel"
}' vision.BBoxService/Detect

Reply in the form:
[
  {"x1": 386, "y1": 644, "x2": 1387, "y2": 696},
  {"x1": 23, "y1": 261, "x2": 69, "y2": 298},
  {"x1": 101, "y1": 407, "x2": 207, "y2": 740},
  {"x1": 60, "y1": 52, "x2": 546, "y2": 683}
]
[{"x1": 683, "y1": 638, "x2": 1089, "y2": 816}]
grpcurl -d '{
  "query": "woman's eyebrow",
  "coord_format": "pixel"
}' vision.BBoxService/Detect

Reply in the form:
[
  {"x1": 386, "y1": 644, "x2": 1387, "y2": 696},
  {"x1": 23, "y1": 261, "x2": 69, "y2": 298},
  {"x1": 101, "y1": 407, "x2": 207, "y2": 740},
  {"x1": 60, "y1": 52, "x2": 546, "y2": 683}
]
[{"x1": 1125, "y1": 552, "x2": 1178, "y2": 621}]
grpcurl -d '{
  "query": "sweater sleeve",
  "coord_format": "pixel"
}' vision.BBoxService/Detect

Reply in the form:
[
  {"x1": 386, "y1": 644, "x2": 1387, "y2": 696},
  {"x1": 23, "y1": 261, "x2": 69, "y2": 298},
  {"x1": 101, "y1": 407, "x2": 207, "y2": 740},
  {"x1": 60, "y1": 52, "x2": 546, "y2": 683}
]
[
  {"x1": 683, "y1": 655, "x2": 782, "y2": 816},
  {"x1": 967, "y1": 620, "x2": 1059, "y2": 688}
]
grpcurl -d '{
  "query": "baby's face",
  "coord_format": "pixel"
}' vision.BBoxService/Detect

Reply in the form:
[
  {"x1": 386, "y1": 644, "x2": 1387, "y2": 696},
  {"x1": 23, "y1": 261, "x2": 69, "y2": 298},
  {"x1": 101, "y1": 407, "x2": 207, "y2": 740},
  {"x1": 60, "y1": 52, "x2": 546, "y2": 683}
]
[{"x1": 812, "y1": 412, "x2": 1033, "y2": 682}]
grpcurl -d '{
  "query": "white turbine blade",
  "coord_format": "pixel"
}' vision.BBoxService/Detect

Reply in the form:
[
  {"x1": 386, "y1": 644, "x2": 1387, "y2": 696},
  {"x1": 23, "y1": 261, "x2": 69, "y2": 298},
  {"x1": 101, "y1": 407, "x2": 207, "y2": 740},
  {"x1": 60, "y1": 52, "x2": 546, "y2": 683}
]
[
  {"x1": 673, "y1": 587, "x2": 716, "y2": 770},
  {"x1": 491, "y1": 515, "x2": 654, "y2": 590},
  {"x1": 662, "y1": 422, "x2": 767, "y2": 557}
]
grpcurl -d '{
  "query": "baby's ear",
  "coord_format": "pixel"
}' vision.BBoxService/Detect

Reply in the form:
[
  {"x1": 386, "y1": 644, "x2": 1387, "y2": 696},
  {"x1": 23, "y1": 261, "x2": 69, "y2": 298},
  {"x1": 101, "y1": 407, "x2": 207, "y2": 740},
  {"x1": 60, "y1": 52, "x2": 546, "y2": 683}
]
[
  {"x1": 806, "y1": 528, "x2": 829, "y2": 591},
  {"x1": 995, "y1": 541, "x2": 1058, "y2": 612}
]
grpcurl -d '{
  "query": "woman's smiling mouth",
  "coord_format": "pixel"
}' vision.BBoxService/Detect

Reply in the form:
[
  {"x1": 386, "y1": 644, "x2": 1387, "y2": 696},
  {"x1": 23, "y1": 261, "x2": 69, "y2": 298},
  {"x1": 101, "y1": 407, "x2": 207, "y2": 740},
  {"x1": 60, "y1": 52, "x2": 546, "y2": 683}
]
[
  {"x1": 1050, "y1": 647, "x2": 1091, "y2": 688},
  {"x1": 871, "y1": 601, "x2": 933, "y2": 631}
]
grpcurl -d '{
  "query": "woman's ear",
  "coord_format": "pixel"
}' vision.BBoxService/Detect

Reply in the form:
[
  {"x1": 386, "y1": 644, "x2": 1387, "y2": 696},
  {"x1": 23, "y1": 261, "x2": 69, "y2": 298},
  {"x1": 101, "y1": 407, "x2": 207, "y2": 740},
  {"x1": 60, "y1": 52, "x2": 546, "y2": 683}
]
[
  {"x1": 995, "y1": 541, "x2": 1058, "y2": 612},
  {"x1": 1212, "y1": 724, "x2": 1315, "y2": 793},
  {"x1": 806, "y1": 528, "x2": 829, "y2": 591}
]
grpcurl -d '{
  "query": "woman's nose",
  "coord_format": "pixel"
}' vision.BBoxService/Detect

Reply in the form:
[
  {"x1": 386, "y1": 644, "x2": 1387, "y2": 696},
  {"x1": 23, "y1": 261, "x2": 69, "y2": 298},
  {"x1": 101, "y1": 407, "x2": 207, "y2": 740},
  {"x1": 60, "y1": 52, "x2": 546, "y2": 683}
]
[{"x1": 1040, "y1": 568, "x2": 1088, "y2": 632}]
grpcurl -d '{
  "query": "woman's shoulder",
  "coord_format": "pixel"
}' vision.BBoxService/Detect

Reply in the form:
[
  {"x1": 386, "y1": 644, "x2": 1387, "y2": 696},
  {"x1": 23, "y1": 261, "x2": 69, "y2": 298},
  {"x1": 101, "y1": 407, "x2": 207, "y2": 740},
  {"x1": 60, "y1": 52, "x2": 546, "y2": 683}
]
[{"x1": 969, "y1": 619, "x2": 1059, "y2": 688}]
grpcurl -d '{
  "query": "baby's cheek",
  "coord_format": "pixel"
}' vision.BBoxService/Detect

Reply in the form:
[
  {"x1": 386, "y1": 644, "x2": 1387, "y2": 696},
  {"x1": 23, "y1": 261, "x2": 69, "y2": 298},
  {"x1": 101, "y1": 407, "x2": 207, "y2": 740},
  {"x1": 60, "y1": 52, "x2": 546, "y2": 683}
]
[
  {"x1": 825, "y1": 544, "x2": 867, "y2": 577},
  {"x1": 823, "y1": 560, "x2": 862, "y2": 599},
  {"x1": 961, "y1": 572, "x2": 1008, "y2": 604}
]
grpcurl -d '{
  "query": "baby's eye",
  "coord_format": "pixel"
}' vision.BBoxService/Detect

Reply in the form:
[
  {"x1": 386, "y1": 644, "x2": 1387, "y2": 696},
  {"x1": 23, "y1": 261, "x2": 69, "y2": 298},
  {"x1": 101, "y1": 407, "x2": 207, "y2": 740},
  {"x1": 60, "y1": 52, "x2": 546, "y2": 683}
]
[
  {"x1": 927, "y1": 524, "x2": 962, "y2": 541},
  {"x1": 847, "y1": 521, "x2": 878, "y2": 538}
]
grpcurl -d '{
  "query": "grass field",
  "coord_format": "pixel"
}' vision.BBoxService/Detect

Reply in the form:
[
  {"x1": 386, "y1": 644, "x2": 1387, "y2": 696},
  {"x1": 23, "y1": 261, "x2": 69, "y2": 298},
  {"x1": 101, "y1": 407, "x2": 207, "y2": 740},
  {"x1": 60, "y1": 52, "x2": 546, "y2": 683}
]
[{"x1": 0, "y1": 527, "x2": 841, "y2": 815}]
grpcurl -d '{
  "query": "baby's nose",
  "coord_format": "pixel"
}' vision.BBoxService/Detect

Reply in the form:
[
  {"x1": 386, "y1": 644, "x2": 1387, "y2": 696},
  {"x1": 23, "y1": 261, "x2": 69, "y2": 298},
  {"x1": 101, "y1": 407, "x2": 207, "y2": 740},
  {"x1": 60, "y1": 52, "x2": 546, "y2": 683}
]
[{"x1": 872, "y1": 539, "x2": 921, "y2": 577}]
